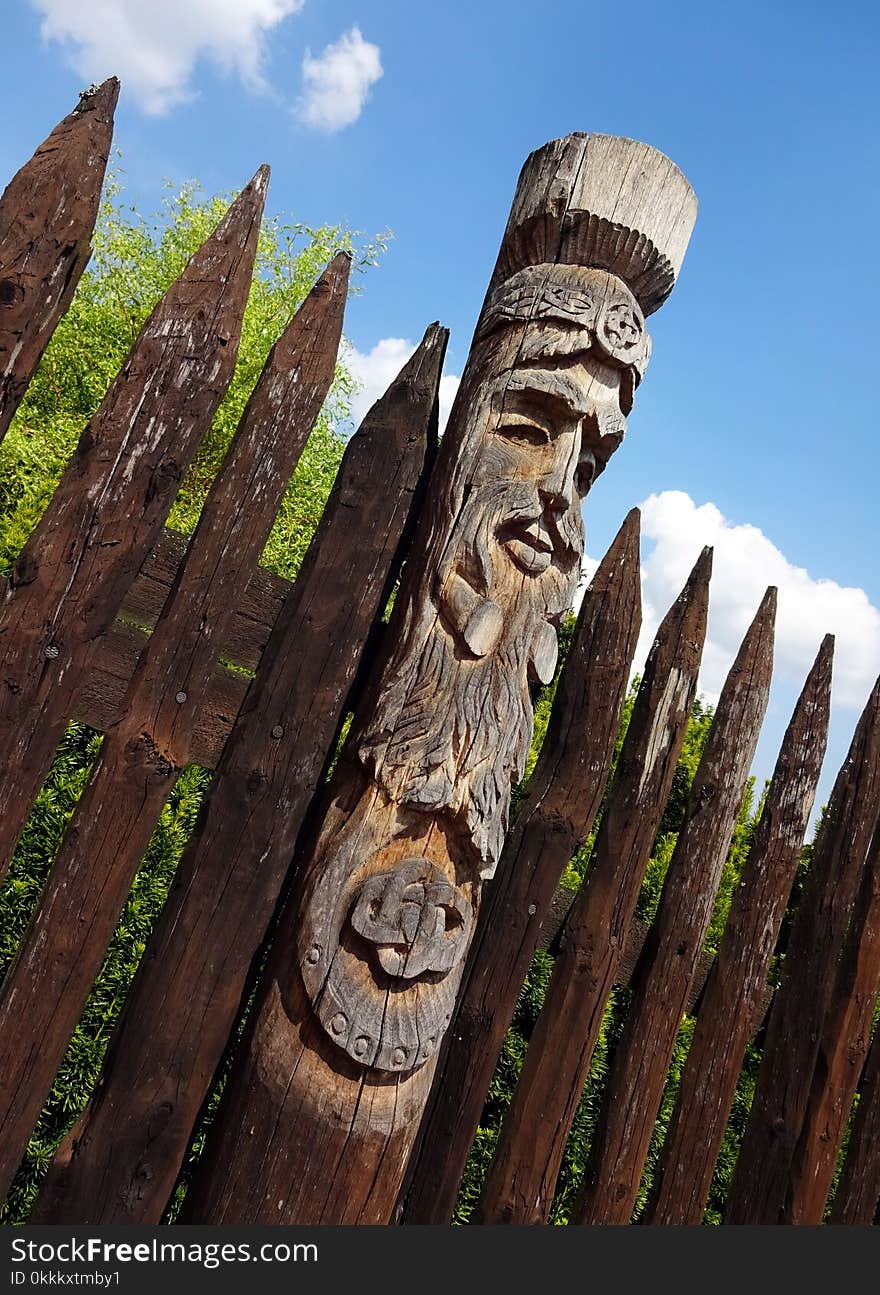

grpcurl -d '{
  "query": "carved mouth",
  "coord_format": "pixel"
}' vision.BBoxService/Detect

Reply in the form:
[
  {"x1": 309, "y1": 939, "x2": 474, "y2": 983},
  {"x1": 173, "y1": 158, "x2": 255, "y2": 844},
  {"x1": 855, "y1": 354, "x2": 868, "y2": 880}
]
[{"x1": 502, "y1": 518, "x2": 554, "y2": 575}]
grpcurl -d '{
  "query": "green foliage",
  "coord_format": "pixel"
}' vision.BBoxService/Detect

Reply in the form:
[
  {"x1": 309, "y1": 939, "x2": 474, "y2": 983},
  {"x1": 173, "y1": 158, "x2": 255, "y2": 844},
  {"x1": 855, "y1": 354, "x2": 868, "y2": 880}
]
[{"x1": 0, "y1": 166, "x2": 388, "y2": 581}]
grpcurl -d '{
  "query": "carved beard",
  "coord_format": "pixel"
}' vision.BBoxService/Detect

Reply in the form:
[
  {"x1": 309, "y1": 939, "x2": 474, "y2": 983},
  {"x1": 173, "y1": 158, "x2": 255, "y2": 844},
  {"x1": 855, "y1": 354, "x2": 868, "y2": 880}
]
[{"x1": 358, "y1": 479, "x2": 584, "y2": 875}]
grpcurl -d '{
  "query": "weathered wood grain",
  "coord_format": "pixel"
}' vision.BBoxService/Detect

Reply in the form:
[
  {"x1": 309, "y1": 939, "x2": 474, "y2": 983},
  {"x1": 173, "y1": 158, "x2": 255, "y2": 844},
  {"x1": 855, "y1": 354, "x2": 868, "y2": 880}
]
[
  {"x1": 120, "y1": 528, "x2": 288, "y2": 672},
  {"x1": 75, "y1": 619, "x2": 251, "y2": 770},
  {"x1": 786, "y1": 823, "x2": 880, "y2": 1223},
  {"x1": 180, "y1": 134, "x2": 697, "y2": 1227},
  {"x1": 573, "y1": 587, "x2": 776, "y2": 1225},
  {"x1": 539, "y1": 905, "x2": 777, "y2": 1035},
  {"x1": 726, "y1": 669, "x2": 880, "y2": 1224},
  {"x1": 0, "y1": 168, "x2": 267, "y2": 881},
  {"x1": 399, "y1": 509, "x2": 643, "y2": 1224},
  {"x1": 0, "y1": 80, "x2": 118, "y2": 444},
  {"x1": 35, "y1": 323, "x2": 444, "y2": 1225},
  {"x1": 0, "y1": 254, "x2": 348, "y2": 1204},
  {"x1": 646, "y1": 636, "x2": 833, "y2": 1225},
  {"x1": 71, "y1": 525, "x2": 290, "y2": 766},
  {"x1": 829, "y1": 1024, "x2": 880, "y2": 1224},
  {"x1": 472, "y1": 547, "x2": 712, "y2": 1225}
]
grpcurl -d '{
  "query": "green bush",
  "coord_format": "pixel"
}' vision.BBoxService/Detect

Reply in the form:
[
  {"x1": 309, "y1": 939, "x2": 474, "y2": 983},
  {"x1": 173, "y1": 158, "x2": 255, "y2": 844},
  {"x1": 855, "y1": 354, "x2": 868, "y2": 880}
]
[{"x1": 0, "y1": 168, "x2": 388, "y2": 583}]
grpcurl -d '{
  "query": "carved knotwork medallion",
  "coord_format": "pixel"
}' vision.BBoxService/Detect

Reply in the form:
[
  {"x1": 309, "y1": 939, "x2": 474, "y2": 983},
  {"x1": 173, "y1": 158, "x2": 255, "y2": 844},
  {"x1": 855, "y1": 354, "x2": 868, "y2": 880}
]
[
  {"x1": 350, "y1": 860, "x2": 472, "y2": 979},
  {"x1": 595, "y1": 298, "x2": 648, "y2": 367},
  {"x1": 299, "y1": 836, "x2": 477, "y2": 1074}
]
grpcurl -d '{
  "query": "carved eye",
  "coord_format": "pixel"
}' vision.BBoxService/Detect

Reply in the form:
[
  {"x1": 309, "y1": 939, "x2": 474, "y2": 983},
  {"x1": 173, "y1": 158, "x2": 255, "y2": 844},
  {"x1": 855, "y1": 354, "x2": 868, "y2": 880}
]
[{"x1": 497, "y1": 421, "x2": 549, "y2": 446}]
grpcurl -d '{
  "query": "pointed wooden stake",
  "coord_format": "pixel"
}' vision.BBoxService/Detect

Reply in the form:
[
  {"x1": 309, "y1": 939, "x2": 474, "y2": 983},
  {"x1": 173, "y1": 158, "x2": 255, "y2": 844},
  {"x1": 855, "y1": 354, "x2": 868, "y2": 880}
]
[
  {"x1": 787, "y1": 822, "x2": 880, "y2": 1223},
  {"x1": 830, "y1": 1020, "x2": 880, "y2": 1223},
  {"x1": 0, "y1": 252, "x2": 348, "y2": 1204},
  {"x1": 34, "y1": 323, "x2": 444, "y2": 1224},
  {"x1": 401, "y1": 510, "x2": 644, "y2": 1224},
  {"x1": 0, "y1": 167, "x2": 267, "y2": 881},
  {"x1": 647, "y1": 635, "x2": 833, "y2": 1224},
  {"x1": 0, "y1": 79, "x2": 119, "y2": 444},
  {"x1": 727, "y1": 669, "x2": 880, "y2": 1224},
  {"x1": 471, "y1": 547, "x2": 711, "y2": 1225},
  {"x1": 574, "y1": 587, "x2": 776, "y2": 1225}
]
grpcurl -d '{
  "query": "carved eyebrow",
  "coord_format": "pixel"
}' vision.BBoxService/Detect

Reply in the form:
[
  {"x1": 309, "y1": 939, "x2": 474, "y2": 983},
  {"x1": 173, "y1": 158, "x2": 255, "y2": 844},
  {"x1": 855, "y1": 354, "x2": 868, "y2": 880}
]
[{"x1": 502, "y1": 371, "x2": 593, "y2": 422}]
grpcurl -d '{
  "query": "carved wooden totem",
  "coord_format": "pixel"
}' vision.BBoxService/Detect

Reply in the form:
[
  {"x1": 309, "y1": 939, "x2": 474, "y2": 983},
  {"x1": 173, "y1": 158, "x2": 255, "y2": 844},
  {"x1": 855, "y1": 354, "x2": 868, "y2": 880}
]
[{"x1": 188, "y1": 134, "x2": 697, "y2": 1224}]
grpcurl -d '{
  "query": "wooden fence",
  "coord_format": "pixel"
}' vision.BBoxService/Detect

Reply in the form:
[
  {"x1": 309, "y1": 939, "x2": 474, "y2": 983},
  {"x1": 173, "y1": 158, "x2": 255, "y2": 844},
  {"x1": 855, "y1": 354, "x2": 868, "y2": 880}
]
[{"x1": 1, "y1": 84, "x2": 879, "y2": 1227}]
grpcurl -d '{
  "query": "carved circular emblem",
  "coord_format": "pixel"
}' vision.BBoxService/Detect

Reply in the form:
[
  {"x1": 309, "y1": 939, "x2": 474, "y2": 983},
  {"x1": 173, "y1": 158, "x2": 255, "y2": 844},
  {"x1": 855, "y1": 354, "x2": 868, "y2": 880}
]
[
  {"x1": 595, "y1": 298, "x2": 647, "y2": 367},
  {"x1": 349, "y1": 859, "x2": 472, "y2": 980}
]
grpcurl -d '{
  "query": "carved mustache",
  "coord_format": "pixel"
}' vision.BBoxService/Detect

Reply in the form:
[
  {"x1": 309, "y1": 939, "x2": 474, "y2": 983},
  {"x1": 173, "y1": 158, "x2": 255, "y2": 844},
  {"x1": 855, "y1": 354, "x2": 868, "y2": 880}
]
[
  {"x1": 444, "y1": 480, "x2": 583, "y2": 600},
  {"x1": 498, "y1": 505, "x2": 582, "y2": 578}
]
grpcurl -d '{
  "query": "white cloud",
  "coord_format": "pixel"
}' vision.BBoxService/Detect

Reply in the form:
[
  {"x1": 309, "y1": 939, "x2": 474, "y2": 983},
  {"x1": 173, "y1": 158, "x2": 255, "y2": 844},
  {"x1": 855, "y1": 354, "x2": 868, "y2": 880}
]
[
  {"x1": 298, "y1": 26, "x2": 382, "y2": 131},
  {"x1": 31, "y1": 0, "x2": 303, "y2": 115},
  {"x1": 611, "y1": 491, "x2": 880, "y2": 713},
  {"x1": 437, "y1": 374, "x2": 461, "y2": 436},
  {"x1": 347, "y1": 337, "x2": 460, "y2": 433}
]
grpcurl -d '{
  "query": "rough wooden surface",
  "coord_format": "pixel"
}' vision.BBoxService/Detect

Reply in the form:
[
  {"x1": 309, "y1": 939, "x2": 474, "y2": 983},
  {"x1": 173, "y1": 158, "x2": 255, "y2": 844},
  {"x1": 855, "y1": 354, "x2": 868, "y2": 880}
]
[
  {"x1": 70, "y1": 525, "x2": 290, "y2": 767},
  {"x1": 182, "y1": 133, "x2": 697, "y2": 1227},
  {"x1": 489, "y1": 133, "x2": 697, "y2": 317},
  {"x1": 0, "y1": 254, "x2": 348, "y2": 1205},
  {"x1": 35, "y1": 324, "x2": 443, "y2": 1225},
  {"x1": 726, "y1": 670, "x2": 880, "y2": 1224},
  {"x1": 786, "y1": 823, "x2": 880, "y2": 1223},
  {"x1": 829, "y1": 1024, "x2": 880, "y2": 1224},
  {"x1": 75, "y1": 621, "x2": 252, "y2": 770},
  {"x1": 646, "y1": 636, "x2": 833, "y2": 1225},
  {"x1": 573, "y1": 588, "x2": 776, "y2": 1225},
  {"x1": 0, "y1": 80, "x2": 118, "y2": 444},
  {"x1": 122, "y1": 526, "x2": 288, "y2": 672},
  {"x1": 473, "y1": 548, "x2": 712, "y2": 1225},
  {"x1": 399, "y1": 510, "x2": 643, "y2": 1224},
  {"x1": 539, "y1": 906, "x2": 777, "y2": 1034},
  {"x1": 0, "y1": 168, "x2": 266, "y2": 881}
]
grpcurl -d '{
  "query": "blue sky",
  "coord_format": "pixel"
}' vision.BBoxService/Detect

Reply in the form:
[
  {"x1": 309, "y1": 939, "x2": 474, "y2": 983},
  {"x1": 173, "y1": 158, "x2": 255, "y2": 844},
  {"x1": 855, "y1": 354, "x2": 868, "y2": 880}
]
[{"x1": 2, "y1": 0, "x2": 879, "y2": 816}]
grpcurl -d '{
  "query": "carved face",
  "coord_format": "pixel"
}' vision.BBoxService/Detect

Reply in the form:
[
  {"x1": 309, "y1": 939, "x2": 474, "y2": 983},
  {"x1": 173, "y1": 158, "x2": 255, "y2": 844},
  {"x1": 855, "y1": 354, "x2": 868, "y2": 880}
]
[
  {"x1": 298, "y1": 264, "x2": 651, "y2": 1074},
  {"x1": 369, "y1": 266, "x2": 651, "y2": 860},
  {"x1": 436, "y1": 264, "x2": 648, "y2": 664},
  {"x1": 477, "y1": 261, "x2": 650, "y2": 484}
]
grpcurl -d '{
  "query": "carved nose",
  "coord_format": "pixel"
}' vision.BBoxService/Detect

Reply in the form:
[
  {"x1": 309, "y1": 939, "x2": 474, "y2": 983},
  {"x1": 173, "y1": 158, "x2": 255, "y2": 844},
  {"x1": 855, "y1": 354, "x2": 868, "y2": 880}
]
[
  {"x1": 538, "y1": 465, "x2": 577, "y2": 513},
  {"x1": 538, "y1": 436, "x2": 580, "y2": 508}
]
